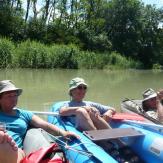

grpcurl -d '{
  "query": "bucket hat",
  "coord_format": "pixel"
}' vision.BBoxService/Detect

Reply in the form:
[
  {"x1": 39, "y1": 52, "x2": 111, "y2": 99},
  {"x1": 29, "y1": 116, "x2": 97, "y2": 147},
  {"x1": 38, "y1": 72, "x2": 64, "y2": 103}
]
[
  {"x1": 69, "y1": 77, "x2": 87, "y2": 92},
  {"x1": 142, "y1": 88, "x2": 157, "y2": 102},
  {"x1": 0, "y1": 80, "x2": 22, "y2": 96}
]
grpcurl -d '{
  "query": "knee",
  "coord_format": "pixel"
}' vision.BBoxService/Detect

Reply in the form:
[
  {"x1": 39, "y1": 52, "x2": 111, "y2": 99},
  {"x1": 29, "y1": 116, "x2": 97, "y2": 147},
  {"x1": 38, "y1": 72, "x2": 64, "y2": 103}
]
[{"x1": 76, "y1": 108, "x2": 89, "y2": 117}]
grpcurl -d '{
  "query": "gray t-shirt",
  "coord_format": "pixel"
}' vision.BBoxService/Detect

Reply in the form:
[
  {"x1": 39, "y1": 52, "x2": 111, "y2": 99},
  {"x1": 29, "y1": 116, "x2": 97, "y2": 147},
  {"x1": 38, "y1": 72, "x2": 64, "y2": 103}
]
[{"x1": 60, "y1": 100, "x2": 113, "y2": 125}]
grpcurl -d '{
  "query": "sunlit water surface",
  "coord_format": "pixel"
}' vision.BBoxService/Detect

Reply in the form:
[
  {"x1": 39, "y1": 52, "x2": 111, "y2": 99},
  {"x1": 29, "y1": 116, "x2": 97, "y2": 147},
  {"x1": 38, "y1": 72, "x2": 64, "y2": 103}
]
[{"x1": 1, "y1": 69, "x2": 163, "y2": 113}]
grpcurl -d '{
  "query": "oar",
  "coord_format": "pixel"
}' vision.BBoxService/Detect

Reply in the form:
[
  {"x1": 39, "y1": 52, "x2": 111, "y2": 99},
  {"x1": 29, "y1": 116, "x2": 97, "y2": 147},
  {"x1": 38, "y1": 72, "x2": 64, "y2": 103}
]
[
  {"x1": 32, "y1": 111, "x2": 59, "y2": 116},
  {"x1": 32, "y1": 111, "x2": 145, "y2": 121}
]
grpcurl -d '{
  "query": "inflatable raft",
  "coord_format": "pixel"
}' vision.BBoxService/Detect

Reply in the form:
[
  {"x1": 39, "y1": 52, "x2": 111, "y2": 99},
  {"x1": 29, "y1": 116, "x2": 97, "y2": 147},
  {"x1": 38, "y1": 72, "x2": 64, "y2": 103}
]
[
  {"x1": 121, "y1": 98, "x2": 162, "y2": 124},
  {"x1": 48, "y1": 101, "x2": 163, "y2": 163}
]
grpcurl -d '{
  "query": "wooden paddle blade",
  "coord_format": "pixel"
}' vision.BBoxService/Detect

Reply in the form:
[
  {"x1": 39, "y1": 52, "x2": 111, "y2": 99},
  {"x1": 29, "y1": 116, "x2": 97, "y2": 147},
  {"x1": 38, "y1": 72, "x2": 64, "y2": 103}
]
[{"x1": 111, "y1": 113, "x2": 145, "y2": 121}]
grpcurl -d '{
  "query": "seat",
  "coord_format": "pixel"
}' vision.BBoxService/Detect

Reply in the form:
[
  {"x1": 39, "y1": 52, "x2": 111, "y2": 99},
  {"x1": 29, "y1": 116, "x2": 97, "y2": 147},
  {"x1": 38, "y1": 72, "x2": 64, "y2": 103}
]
[{"x1": 83, "y1": 128, "x2": 144, "y2": 141}]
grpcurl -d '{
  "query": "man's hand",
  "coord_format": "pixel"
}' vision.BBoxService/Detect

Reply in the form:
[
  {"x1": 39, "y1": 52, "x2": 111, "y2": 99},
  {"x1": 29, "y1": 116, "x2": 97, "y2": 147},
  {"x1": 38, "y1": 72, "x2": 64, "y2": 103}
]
[
  {"x1": 83, "y1": 106, "x2": 100, "y2": 116},
  {"x1": 156, "y1": 89, "x2": 163, "y2": 106},
  {"x1": 157, "y1": 90, "x2": 163, "y2": 100},
  {"x1": 62, "y1": 131, "x2": 80, "y2": 140},
  {"x1": 102, "y1": 109, "x2": 116, "y2": 122}
]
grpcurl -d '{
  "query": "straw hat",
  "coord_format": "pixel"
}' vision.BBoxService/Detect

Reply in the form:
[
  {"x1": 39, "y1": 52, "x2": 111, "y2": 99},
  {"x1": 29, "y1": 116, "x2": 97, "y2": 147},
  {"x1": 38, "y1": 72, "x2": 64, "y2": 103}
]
[
  {"x1": 0, "y1": 80, "x2": 22, "y2": 96},
  {"x1": 142, "y1": 88, "x2": 157, "y2": 102}
]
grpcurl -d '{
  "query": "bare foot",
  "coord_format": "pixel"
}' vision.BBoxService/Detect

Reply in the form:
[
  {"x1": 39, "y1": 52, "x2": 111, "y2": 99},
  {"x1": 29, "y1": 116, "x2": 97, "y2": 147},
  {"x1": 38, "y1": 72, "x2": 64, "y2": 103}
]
[
  {"x1": 0, "y1": 131, "x2": 19, "y2": 163},
  {"x1": 0, "y1": 131, "x2": 18, "y2": 150}
]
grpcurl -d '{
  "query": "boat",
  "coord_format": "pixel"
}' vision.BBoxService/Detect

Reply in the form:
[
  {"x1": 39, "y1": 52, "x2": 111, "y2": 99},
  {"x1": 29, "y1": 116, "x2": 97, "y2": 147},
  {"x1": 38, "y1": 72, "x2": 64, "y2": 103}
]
[
  {"x1": 121, "y1": 98, "x2": 162, "y2": 125},
  {"x1": 47, "y1": 101, "x2": 163, "y2": 163}
]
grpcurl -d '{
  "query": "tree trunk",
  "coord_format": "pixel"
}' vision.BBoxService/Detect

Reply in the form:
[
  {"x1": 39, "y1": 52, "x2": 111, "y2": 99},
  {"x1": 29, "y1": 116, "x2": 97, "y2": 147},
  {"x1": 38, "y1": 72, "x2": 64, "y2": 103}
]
[{"x1": 25, "y1": 0, "x2": 31, "y2": 22}]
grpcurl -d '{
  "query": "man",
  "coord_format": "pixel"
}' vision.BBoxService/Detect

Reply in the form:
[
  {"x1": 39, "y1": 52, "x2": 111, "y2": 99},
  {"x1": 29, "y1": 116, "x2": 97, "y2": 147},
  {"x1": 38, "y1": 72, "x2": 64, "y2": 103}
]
[
  {"x1": 142, "y1": 88, "x2": 163, "y2": 122},
  {"x1": 59, "y1": 77, "x2": 116, "y2": 131}
]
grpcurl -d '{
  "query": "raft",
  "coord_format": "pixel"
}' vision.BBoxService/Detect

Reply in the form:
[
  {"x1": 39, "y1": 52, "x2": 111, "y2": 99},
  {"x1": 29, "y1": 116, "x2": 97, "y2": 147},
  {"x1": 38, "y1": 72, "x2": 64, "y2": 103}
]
[
  {"x1": 121, "y1": 98, "x2": 162, "y2": 124},
  {"x1": 48, "y1": 101, "x2": 163, "y2": 163}
]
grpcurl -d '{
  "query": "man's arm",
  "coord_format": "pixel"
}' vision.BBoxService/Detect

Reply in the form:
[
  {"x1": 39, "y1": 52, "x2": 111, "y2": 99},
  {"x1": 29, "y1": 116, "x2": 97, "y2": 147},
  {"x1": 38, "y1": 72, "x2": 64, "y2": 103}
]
[
  {"x1": 30, "y1": 115, "x2": 79, "y2": 138},
  {"x1": 59, "y1": 106, "x2": 81, "y2": 116},
  {"x1": 157, "y1": 90, "x2": 163, "y2": 122}
]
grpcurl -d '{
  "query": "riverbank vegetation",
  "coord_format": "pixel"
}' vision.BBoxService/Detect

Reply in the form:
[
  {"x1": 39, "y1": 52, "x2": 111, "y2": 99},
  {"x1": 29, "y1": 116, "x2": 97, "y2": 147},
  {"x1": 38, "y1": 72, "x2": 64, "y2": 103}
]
[
  {"x1": 0, "y1": 0, "x2": 163, "y2": 69},
  {"x1": 0, "y1": 38, "x2": 140, "y2": 69}
]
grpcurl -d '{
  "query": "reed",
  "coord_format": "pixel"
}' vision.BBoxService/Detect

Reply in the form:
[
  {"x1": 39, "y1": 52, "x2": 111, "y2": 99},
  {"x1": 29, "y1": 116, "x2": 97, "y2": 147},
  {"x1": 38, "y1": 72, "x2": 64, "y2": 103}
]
[
  {"x1": 0, "y1": 38, "x2": 15, "y2": 68},
  {"x1": 0, "y1": 38, "x2": 141, "y2": 69}
]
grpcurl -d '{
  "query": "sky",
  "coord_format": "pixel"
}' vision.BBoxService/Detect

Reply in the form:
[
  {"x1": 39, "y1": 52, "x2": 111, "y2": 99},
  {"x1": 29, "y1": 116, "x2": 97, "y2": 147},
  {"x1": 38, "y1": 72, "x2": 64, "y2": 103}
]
[
  {"x1": 142, "y1": 0, "x2": 163, "y2": 8},
  {"x1": 23, "y1": 0, "x2": 163, "y2": 10},
  {"x1": 22, "y1": 0, "x2": 163, "y2": 19}
]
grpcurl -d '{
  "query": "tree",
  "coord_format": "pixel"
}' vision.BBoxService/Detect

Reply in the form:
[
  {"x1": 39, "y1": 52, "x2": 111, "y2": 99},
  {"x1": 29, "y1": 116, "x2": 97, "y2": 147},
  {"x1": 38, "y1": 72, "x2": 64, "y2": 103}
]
[{"x1": 0, "y1": 0, "x2": 25, "y2": 41}]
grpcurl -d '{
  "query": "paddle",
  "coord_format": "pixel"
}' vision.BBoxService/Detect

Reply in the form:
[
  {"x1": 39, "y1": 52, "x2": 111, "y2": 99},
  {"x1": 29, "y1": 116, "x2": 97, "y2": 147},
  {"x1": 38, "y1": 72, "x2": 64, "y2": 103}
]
[
  {"x1": 32, "y1": 111, "x2": 59, "y2": 116},
  {"x1": 32, "y1": 111, "x2": 145, "y2": 121}
]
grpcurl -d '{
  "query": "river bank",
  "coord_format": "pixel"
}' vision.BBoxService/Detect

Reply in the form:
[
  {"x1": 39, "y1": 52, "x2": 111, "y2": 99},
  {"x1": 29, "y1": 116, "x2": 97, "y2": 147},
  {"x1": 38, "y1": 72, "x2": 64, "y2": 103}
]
[{"x1": 0, "y1": 38, "x2": 142, "y2": 69}]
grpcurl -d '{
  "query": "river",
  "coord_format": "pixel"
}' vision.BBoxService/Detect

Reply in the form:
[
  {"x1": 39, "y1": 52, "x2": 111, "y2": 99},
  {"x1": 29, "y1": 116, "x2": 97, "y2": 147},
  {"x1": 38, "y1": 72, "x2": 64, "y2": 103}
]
[{"x1": 1, "y1": 69, "x2": 163, "y2": 112}]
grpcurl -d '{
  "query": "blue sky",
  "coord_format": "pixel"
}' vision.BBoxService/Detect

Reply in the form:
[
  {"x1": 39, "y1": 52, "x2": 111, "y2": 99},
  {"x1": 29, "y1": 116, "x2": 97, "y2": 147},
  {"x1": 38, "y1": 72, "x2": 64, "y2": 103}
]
[
  {"x1": 23, "y1": 1, "x2": 163, "y2": 9},
  {"x1": 142, "y1": 0, "x2": 163, "y2": 8}
]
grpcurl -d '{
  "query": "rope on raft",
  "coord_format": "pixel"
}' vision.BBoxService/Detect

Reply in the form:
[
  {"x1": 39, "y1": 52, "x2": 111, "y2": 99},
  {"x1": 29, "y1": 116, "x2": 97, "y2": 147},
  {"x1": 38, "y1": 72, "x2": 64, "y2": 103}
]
[{"x1": 48, "y1": 133, "x2": 97, "y2": 157}]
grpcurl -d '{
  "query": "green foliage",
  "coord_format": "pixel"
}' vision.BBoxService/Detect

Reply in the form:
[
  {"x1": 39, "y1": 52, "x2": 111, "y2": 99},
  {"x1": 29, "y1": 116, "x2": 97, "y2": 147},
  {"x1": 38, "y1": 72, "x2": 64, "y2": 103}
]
[
  {"x1": 105, "y1": 0, "x2": 143, "y2": 57},
  {"x1": 77, "y1": 51, "x2": 105, "y2": 69},
  {"x1": 14, "y1": 40, "x2": 49, "y2": 68},
  {"x1": 0, "y1": 38, "x2": 15, "y2": 68},
  {"x1": 48, "y1": 44, "x2": 79, "y2": 68},
  {"x1": 0, "y1": 1, "x2": 25, "y2": 41},
  {"x1": 0, "y1": 0, "x2": 163, "y2": 69},
  {"x1": 0, "y1": 37, "x2": 139, "y2": 69},
  {"x1": 26, "y1": 18, "x2": 47, "y2": 42},
  {"x1": 107, "y1": 52, "x2": 142, "y2": 69},
  {"x1": 152, "y1": 63, "x2": 163, "y2": 70},
  {"x1": 13, "y1": 40, "x2": 79, "y2": 69}
]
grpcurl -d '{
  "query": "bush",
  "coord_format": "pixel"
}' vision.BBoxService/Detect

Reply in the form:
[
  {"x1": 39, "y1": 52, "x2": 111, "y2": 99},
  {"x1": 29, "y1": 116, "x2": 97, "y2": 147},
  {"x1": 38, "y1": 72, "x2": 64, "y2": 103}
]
[
  {"x1": 152, "y1": 63, "x2": 163, "y2": 70},
  {"x1": 0, "y1": 38, "x2": 15, "y2": 68},
  {"x1": 14, "y1": 40, "x2": 49, "y2": 68},
  {"x1": 14, "y1": 41, "x2": 80, "y2": 68},
  {"x1": 77, "y1": 51, "x2": 109, "y2": 69},
  {"x1": 106, "y1": 52, "x2": 142, "y2": 69},
  {"x1": 48, "y1": 44, "x2": 79, "y2": 68},
  {"x1": 0, "y1": 38, "x2": 142, "y2": 69}
]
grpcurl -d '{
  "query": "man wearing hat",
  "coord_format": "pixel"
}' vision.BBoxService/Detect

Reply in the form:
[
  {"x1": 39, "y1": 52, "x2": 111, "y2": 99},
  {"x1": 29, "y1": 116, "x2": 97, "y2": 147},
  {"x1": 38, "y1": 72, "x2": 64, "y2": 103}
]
[
  {"x1": 0, "y1": 80, "x2": 78, "y2": 163},
  {"x1": 59, "y1": 77, "x2": 116, "y2": 131},
  {"x1": 142, "y1": 88, "x2": 163, "y2": 122}
]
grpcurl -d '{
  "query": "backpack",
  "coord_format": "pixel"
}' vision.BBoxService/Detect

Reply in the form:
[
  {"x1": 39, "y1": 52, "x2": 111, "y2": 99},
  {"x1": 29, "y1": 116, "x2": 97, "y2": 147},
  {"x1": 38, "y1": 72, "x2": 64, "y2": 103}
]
[{"x1": 21, "y1": 143, "x2": 68, "y2": 163}]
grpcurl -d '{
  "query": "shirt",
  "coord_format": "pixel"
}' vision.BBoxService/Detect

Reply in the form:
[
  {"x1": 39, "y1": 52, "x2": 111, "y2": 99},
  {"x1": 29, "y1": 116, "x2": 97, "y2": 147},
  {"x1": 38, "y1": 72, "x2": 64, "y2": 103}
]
[{"x1": 0, "y1": 108, "x2": 33, "y2": 148}]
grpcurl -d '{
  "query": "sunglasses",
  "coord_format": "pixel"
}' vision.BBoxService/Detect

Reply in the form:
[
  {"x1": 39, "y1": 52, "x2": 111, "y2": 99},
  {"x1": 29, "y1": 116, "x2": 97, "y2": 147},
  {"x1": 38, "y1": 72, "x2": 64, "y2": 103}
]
[{"x1": 77, "y1": 85, "x2": 87, "y2": 90}]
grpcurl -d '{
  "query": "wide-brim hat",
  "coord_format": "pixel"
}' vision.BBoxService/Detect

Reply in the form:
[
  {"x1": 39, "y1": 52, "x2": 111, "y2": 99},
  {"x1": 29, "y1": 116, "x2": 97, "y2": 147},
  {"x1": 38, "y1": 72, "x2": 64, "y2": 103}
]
[
  {"x1": 142, "y1": 88, "x2": 157, "y2": 102},
  {"x1": 0, "y1": 80, "x2": 22, "y2": 96},
  {"x1": 69, "y1": 77, "x2": 88, "y2": 92}
]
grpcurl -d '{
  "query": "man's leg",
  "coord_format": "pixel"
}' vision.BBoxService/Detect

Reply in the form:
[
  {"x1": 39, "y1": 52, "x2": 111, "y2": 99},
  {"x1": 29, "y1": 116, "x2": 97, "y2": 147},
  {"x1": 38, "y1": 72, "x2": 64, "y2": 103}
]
[
  {"x1": 76, "y1": 108, "x2": 97, "y2": 131},
  {"x1": 89, "y1": 112, "x2": 111, "y2": 129}
]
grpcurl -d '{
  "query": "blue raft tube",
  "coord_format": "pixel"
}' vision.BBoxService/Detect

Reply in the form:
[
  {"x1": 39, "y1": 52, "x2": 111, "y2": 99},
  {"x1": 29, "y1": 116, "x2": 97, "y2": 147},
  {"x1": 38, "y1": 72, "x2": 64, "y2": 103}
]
[{"x1": 48, "y1": 101, "x2": 163, "y2": 163}]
